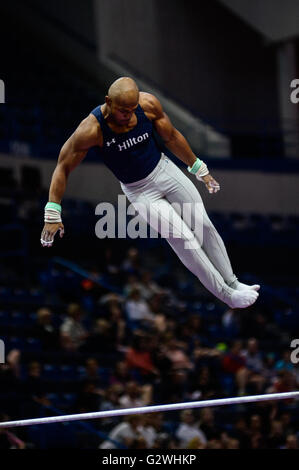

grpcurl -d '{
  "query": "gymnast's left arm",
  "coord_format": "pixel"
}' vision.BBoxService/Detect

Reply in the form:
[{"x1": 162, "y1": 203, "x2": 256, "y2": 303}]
[{"x1": 146, "y1": 93, "x2": 220, "y2": 194}]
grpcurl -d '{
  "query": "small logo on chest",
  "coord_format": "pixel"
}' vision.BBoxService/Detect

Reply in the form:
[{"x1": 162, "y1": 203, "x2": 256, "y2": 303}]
[{"x1": 106, "y1": 138, "x2": 116, "y2": 147}]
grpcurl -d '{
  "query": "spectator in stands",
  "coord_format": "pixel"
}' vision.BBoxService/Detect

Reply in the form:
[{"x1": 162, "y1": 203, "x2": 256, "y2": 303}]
[
  {"x1": 125, "y1": 288, "x2": 155, "y2": 327},
  {"x1": 106, "y1": 300, "x2": 126, "y2": 346},
  {"x1": 82, "y1": 318, "x2": 116, "y2": 353},
  {"x1": 237, "y1": 339, "x2": 267, "y2": 395},
  {"x1": 156, "y1": 369, "x2": 189, "y2": 404},
  {"x1": 138, "y1": 270, "x2": 165, "y2": 300},
  {"x1": 186, "y1": 436, "x2": 206, "y2": 449},
  {"x1": 110, "y1": 360, "x2": 134, "y2": 387},
  {"x1": 293, "y1": 363, "x2": 299, "y2": 387},
  {"x1": 249, "y1": 414, "x2": 263, "y2": 435},
  {"x1": 148, "y1": 292, "x2": 166, "y2": 317},
  {"x1": 267, "y1": 419, "x2": 286, "y2": 449},
  {"x1": 98, "y1": 246, "x2": 121, "y2": 284},
  {"x1": 74, "y1": 380, "x2": 103, "y2": 413},
  {"x1": 79, "y1": 358, "x2": 103, "y2": 386},
  {"x1": 99, "y1": 292, "x2": 123, "y2": 309},
  {"x1": 199, "y1": 408, "x2": 220, "y2": 440},
  {"x1": 99, "y1": 415, "x2": 144, "y2": 449},
  {"x1": 124, "y1": 274, "x2": 142, "y2": 297},
  {"x1": 231, "y1": 416, "x2": 250, "y2": 449},
  {"x1": 21, "y1": 383, "x2": 52, "y2": 421},
  {"x1": 175, "y1": 321, "x2": 196, "y2": 354},
  {"x1": 129, "y1": 436, "x2": 147, "y2": 449},
  {"x1": 192, "y1": 340, "x2": 222, "y2": 368},
  {"x1": 222, "y1": 340, "x2": 249, "y2": 396},
  {"x1": 241, "y1": 311, "x2": 275, "y2": 342},
  {"x1": 269, "y1": 369, "x2": 297, "y2": 394},
  {"x1": 121, "y1": 247, "x2": 141, "y2": 275},
  {"x1": 275, "y1": 350, "x2": 295, "y2": 372},
  {"x1": 283, "y1": 434, "x2": 299, "y2": 449},
  {"x1": 119, "y1": 380, "x2": 152, "y2": 408},
  {"x1": 220, "y1": 432, "x2": 240, "y2": 449},
  {"x1": 33, "y1": 307, "x2": 60, "y2": 351},
  {"x1": 99, "y1": 383, "x2": 123, "y2": 423},
  {"x1": 222, "y1": 308, "x2": 240, "y2": 339},
  {"x1": 250, "y1": 433, "x2": 265, "y2": 449},
  {"x1": 245, "y1": 372, "x2": 266, "y2": 395},
  {"x1": 179, "y1": 314, "x2": 207, "y2": 350},
  {"x1": 248, "y1": 414, "x2": 266, "y2": 449},
  {"x1": 262, "y1": 353, "x2": 277, "y2": 384},
  {"x1": 140, "y1": 412, "x2": 167, "y2": 448},
  {"x1": 125, "y1": 333, "x2": 159, "y2": 380},
  {"x1": 0, "y1": 413, "x2": 26, "y2": 449},
  {"x1": 188, "y1": 365, "x2": 221, "y2": 400},
  {"x1": 151, "y1": 342, "x2": 173, "y2": 377},
  {"x1": 280, "y1": 412, "x2": 294, "y2": 436},
  {"x1": 152, "y1": 311, "x2": 168, "y2": 334},
  {"x1": 162, "y1": 334, "x2": 193, "y2": 372},
  {"x1": 242, "y1": 338, "x2": 263, "y2": 373},
  {"x1": 176, "y1": 409, "x2": 207, "y2": 448},
  {"x1": 0, "y1": 349, "x2": 21, "y2": 386},
  {"x1": 60, "y1": 303, "x2": 89, "y2": 351},
  {"x1": 21, "y1": 361, "x2": 49, "y2": 420},
  {"x1": 206, "y1": 439, "x2": 223, "y2": 449}
]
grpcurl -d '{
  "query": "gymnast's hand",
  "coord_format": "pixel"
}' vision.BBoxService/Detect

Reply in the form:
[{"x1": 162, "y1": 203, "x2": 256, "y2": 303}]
[
  {"x1": 201, "y1": 174, "x2": 220, "y2": 194},
  {"x1": 40, "y1": 222, "x2": 64, "y2": 247}
]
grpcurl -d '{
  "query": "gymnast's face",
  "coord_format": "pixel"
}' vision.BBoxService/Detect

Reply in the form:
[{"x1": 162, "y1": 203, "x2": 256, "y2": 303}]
[{"x1": 106, "y1": 92, "x2": 139, "y2": 126}]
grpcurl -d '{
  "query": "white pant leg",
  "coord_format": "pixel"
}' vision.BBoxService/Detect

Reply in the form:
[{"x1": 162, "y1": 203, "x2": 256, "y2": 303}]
[
  {"x1": 160, "y1": 157, "x2": 238, "y2": 287},
  {"x1": 121, "y1": 168, "x2": 234, "y2": 306}
]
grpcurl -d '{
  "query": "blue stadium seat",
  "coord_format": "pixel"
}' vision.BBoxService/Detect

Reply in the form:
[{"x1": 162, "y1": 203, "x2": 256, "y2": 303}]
[
  {"x1": 11, "y1": 311, "x2": 26, "y2": 327},
  {"x1": 8, "y1": 336, "x2": 25, "y2": 349},
  {"x1": 51, "y1": 313, "x2": 62, "y2": 328},
  {"x1": 99, "y1": 367, "x2": 112, "y2": 385},
  {"x1": 47, "y1": 393, "x2": 59, "y2": 403},
  {"x1": 13, "y1": 288, "x2": 29, "y2": 301},
  {"x1": 220, "y1": 374, "x2": 235, "y2": 395},
  {"x1": 43, "y1": 364, "x2": 60, "y2": 381},
  {"x1": 25, "y1": 337, "x2": 42, "y2": 352},
  {"x1": 28, "y1": 312, "x2": 37, "y2": 325},
  {"x1": 61, "y1": 393, "x2": 76, "y2": 406},
  {"x1": 0, "y1": 310, "x2": 9, "y2": 326},
  {"x1": 208, "y1": 324, "x2": 223, "y2": 340},
  {"x1": 76, "y1": 366, "x2": 86, "y2": 377},
  {"x1": 59, "y1": 365, "x2": 77, "y2": 381},
  {"x1": 28, "y1": 288, "x2": 44, "y2": 302},
  {"x1": 0, "y1": 286, "x2": 12, "y2": 298}
]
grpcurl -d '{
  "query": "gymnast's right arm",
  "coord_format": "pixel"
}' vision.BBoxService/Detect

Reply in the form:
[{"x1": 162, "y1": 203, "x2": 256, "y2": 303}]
[{"x1": 40, "y1": 115, "x2": 101, "y2": 247}]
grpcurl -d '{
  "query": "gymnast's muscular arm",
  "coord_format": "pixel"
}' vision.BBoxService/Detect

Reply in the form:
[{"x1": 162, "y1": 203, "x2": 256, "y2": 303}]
[
  {"x1": 40, "y1": 114, "x2": 102, "y2": 247},
  {"x1": 140, "y1": 92, "x2": 220, "y2": 193}
]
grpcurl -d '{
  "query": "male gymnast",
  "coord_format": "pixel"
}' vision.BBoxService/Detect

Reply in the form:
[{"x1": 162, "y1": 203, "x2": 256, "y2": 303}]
[{"x1": 41, "y1": 77, "x2": 260, "y2": 309}]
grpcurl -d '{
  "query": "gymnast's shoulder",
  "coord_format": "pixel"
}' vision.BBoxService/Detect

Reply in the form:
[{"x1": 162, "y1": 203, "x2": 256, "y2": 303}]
[
  {"x1": 139, "y1": 92, "x2": 164, "y2": 120},
  {"x1": 77, "y1": 113, "x2": 103, "y2": 147}
]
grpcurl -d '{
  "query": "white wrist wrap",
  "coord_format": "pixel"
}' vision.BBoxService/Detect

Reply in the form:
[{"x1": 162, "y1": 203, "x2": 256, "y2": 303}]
[
  {"x1": 195, "y1": 162, "x2": 209, "y2": 181},
  {"x1": 44, "y1": 208, "x2": 62, "y2": 223}
]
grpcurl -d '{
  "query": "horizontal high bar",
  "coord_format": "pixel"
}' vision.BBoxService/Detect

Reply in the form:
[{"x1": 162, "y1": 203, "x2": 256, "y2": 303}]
[{"x1": 0, "y1": 391, "x2": 298, "y2": 429}]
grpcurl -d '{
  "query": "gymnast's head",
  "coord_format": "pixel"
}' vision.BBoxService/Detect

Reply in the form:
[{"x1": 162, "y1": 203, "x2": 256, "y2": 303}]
[{"x1": 105, "y1": 77, "x2": 139, "y2": 126}]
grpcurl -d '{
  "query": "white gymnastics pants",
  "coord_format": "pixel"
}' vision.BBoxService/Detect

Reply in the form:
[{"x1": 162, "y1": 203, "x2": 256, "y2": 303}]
[{"x1": 120, "y1": 154, "x2": 238, "y2": 306}]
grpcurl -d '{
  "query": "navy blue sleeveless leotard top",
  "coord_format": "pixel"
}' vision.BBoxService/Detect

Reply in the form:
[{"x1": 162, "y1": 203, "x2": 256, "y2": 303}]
[{"x1": 90, "y1": 104, "x2": 162, "y2": 184}]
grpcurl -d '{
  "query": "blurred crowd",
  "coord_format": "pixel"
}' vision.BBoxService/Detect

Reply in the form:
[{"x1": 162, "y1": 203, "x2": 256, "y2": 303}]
[{"x1": 0, "y1": 246, "x2": 298, "y2": 449}]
